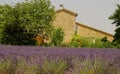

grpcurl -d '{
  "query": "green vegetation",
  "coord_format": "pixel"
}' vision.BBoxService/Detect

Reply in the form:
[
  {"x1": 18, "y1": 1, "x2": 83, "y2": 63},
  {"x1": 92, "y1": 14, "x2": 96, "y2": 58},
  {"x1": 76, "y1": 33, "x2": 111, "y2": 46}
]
[
  {"x1": 0, "y1": 60, "x2": 13, "y2": 74},
  {"x1": 50, "y1": 28, "x2": 64, "y2": 46},
  {"x1": 0, "y1": 1, "x2": 120, "y2": 74},
  {"x1": 0, "y1": 59, "x2": 119, "y2": 74},
  {"x1": 72, "y1": 59, "x2": 118, "y2": 74},
  {"x1": 0, "y1": 0, "x2": 55, "y2": 45},
  {"x1": 62, "y1": 34, "x2": 114, "y2": 48},
  {"x1": 0, "y1": 60, "x2": 39, "y2": 74},
  {"x1": 0, "y1": 0, "x2": 120, "y2": 48},
  {"x1": 41, "y1": 60, "x2": 68, "y2": 74},
  {"x1": 0, "y1": 5, "x2": 11, "y2": 42},
  {"x1": 68, "y1": 34, "x2": 93, "y2": 48},
  {"x1": 109, "y1": 4, "x2": 120, "y2": 45}
]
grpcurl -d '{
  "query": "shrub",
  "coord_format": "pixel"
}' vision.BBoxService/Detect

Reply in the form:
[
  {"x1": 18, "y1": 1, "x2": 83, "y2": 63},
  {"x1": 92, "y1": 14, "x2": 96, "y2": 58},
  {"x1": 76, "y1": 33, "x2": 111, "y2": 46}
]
[
  {"x1": 14, "y1": 60, "x2": 39, "y2": 74},
  {"x1": 0, "y1": 46, "x2": 120, "y2": 73},
  {"x1": 68, "y1": 35, "x2": 115, "y2": 48},
  {"x1": 112, "y1": 41, "x2": 120, "y2": 48},
  {"x1": 69, "y1": 34, "x2": 83, "y2": 48},
  {"x1": 0, "y1": 59, "x2": 39, "y2": 74},
  {"x1": 0, "y1": 60, "x2": 13, "y2": 74},
  {"x1": 71, "y1": 59, "x2": 119, "y2": 74},
  {"x1": 50, "y1": 28, "x2": 64, "y2": 46},
  {"x1": 41, "y1": 60, "x2": 68, "y2": 74},
  {"x1": 90, "y1": 38, "x2": 114, "y2": 48},
  {"x1": 69, "y1": 34, "x2": 93, "y2": 48},
  {"x1": 114, "y1": 44, "x2": 120, "y2": 49}
]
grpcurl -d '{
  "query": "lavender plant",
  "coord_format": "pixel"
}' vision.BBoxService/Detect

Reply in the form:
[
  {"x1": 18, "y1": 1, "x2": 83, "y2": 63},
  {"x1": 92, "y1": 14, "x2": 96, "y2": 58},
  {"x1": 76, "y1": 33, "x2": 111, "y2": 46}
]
[
  {"x1": 0, "y1": 60, "x2": 13, "y2": 74},
  {"x1": 41, "y1": 60, "x2": 68, "y2": 74},
  {"x1": 71, "y1": 59, "x2": 119, "y2": 74},
  {"x1": 0, "y1": 45, "x2": 120, "y2": 74}
]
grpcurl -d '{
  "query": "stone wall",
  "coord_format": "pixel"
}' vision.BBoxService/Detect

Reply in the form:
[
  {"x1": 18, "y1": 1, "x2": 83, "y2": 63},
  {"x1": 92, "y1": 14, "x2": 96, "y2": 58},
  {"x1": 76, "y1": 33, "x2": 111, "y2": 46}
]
[
  {"x1": 53, "y1": 10, "x2": 76, "y2": 42},
  {"x1": 76, "y1": 22, "x2": 113, "y2": 41},
  {"x1": 53, "y1": 8, "x2": 113, "y2": 42}
]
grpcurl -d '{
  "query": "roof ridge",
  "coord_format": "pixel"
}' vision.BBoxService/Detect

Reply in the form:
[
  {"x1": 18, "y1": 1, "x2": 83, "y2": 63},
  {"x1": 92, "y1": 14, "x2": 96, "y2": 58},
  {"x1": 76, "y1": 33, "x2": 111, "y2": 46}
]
[{"x1": 56, "y1": 8, "x2": 78, "y2": 16}]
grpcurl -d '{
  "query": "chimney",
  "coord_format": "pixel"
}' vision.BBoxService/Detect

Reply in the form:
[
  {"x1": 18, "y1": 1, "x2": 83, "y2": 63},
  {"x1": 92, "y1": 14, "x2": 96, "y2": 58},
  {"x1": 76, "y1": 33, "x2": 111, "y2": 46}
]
[{"x1": 59, "y1": 4, "x2": 64, "y2": 9}]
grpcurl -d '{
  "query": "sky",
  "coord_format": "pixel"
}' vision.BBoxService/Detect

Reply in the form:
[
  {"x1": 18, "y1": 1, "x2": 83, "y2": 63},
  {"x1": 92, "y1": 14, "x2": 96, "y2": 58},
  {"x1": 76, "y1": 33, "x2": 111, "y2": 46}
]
[{"x1": 0, "y1": 0, "x2": 120, "y2": 34}]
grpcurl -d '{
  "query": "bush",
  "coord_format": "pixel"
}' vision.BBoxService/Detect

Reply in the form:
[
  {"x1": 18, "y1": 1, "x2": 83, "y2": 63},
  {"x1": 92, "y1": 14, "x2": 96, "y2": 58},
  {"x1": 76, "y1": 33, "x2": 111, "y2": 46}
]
[
  {"x1": 68, "y1": 34, "x2": 82, "y2": 48},
  {"x1": 91, "y1": 38, "x2": 114, "y2": 48},
  {"x1": 116, "y1": 44, "x2": 120, "y2": 48},
  {"x1": 67, "y1": 35, "x2": 114, "y2": 48},
  {"x1": 41, "y1": 60, "x2": 68, "y2": 74},
  {"x1": 90, "y1": 38, "x2": 104, "y2": 48},
  {"x1": 50, "y1": 28, "x2": 64, "y2": 46},
  {"x1": 0, "y1": 46, "x2": 120, "y2": 73},
  {"x1": 14, "y1": 60, "x2": 39, "y2": 74},
  {"x1": 0, "y1": 59, "x2": 39, "y2": 74},
  {"x1": 68, "y1": 34, "x2": 93, "y2": 48},
  {"x1": 71, "y1": 59, "x2": 119, "y2": 74},
  {"x1": 0, "y1": 60, "x2": 13, "y2": 74},
  {"x1": 0, "y1": 59, "x2": 68, "y2": 74},
  {"x1": 112, "y1": 41, "x2": 120, "y2": 48}
]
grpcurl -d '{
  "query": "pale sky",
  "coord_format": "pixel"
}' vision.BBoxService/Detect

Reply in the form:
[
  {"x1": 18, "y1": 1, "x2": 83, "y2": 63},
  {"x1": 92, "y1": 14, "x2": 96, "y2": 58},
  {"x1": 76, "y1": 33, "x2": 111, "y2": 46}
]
[{"x1": 0, "y1": 0, "x2": 120, "y2": 34}]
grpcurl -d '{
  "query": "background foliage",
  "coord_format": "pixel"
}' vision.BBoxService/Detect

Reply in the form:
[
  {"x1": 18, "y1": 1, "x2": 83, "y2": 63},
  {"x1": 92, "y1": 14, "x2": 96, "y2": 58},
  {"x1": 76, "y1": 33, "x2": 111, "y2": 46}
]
[
  {"x1": 0, "y1": 0, "x2": 55, "y2": 45},
  {"x1": 109, "y1": 4, "x2": 120, "y2": 44}
]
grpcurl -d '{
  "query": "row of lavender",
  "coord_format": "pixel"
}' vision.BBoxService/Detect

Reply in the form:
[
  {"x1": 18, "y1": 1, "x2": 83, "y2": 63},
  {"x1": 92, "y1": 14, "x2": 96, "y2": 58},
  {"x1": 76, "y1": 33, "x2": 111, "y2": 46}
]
[
  {"x1": 0, "y1": 46, "x2": 120, "y2": 74},
  {"x1": 0, "y1": 45, "x2": 120, "y2": 73}
]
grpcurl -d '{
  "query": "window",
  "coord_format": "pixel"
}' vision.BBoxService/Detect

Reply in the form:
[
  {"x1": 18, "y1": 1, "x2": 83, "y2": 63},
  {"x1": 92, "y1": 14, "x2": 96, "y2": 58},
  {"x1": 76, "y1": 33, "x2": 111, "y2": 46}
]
[{"x1": 74, "y1": 25, "x2": 79, "y2": 34}]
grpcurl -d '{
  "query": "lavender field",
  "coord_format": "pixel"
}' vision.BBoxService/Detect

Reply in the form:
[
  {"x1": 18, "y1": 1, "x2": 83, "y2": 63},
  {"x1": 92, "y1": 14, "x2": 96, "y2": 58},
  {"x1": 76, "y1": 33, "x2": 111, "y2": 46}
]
[{"x1": 0, "y1": 45, "x2": 120, "y2": 74}]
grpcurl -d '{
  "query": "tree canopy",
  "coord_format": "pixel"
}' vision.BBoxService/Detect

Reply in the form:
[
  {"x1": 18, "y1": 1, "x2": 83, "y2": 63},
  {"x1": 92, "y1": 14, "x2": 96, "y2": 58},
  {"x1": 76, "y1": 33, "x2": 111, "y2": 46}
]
[
  {"x1": 109, "y1": 4, "x2": 120, "y2": 43},
  {"x1": 0, "y1": 0, "x2": 55, "y2": 45}
]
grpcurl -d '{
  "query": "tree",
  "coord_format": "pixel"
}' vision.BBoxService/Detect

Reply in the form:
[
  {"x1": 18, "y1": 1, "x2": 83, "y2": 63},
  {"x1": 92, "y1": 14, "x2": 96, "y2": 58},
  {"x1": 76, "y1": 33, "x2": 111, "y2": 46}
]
[
  {"x1": 2, "y1": 22, "x2": 36, "y2": 45},
  {"x1": 1, "y1": 0, "x2": 55, "y2": 45},
  {"x1": 1, "y1": 5, "x2": 36, "y2": 45},
  {"x1": 0, "y1": 5, "x2": 11, "y2": 43},
  {"x1": 109, "y1": 4, "x2": 120, "y2": 43}
]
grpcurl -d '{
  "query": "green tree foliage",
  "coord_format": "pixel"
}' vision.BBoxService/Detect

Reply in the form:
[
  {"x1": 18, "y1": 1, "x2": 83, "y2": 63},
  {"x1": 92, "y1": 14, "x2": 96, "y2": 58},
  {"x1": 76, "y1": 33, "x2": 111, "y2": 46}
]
[
  {"x1": 14, "y1": 0, "x2": 55, "y2": 38},
  {"x1": 50, "y1": 28, "x2": 64, "y2": 46},
  {"x1": 0, "y1": 0, "x2": 55, "y2": 45},
  {"x1": 109, "y1": 4, "x2": 120, "y2": 43},
  {"x1": 0, "y1": 5, "x2": 11, "y2": 43},
  {"x1": 2, "y1": 23, "x2": 36, "y2": 45}
]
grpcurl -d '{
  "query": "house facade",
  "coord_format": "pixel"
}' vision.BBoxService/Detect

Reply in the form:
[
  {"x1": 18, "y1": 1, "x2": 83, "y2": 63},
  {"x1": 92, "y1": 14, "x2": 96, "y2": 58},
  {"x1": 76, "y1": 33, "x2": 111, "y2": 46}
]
[{"x1": 53, "y1": 5, "x2": 113, "y2": 42}]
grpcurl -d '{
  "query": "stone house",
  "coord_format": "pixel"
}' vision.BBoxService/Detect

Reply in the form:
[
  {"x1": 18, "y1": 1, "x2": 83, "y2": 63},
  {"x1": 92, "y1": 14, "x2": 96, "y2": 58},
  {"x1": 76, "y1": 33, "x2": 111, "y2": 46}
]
[{"x1": 53, "y1": 5, "x2": 113, "y2": 42}]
